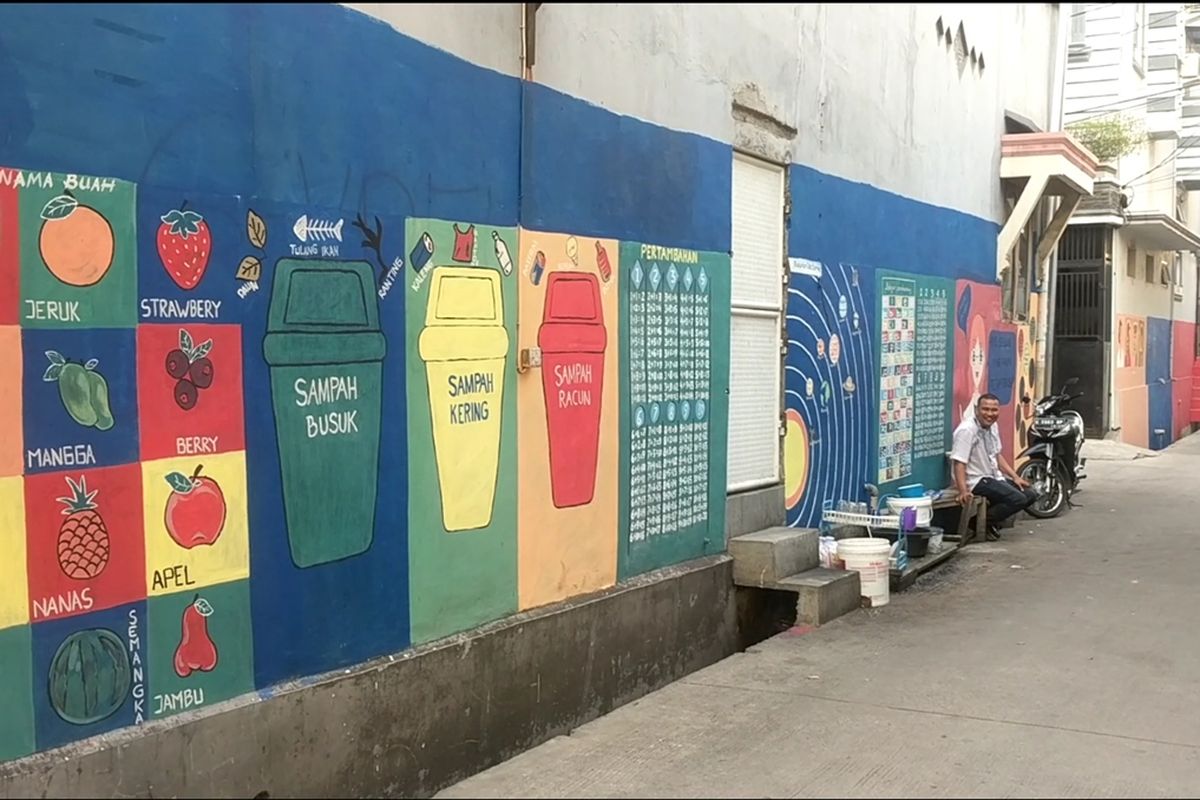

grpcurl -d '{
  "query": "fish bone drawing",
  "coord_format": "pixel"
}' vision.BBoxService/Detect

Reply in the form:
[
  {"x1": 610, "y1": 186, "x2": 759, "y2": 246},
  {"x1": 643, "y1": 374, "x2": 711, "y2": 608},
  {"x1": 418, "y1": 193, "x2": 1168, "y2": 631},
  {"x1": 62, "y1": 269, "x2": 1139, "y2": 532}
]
[{"x1": 293, "y1": 215, "x2": 344, "y2": 243}]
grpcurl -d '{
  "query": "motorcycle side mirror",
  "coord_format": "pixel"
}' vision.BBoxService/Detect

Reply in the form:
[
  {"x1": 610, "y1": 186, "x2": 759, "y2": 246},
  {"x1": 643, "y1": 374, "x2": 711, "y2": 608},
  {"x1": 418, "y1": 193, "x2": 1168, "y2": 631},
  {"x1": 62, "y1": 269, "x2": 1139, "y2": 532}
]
[{"x1": 1063, "y1": 377, "x2": 1079, "y2": 389}]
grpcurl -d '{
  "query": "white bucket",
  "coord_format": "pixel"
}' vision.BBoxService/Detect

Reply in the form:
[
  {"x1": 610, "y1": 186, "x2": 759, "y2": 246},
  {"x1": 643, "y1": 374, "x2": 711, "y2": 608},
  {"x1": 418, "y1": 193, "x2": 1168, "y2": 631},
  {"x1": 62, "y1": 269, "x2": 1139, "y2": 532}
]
[
  {"x1": 839, "y1": 537, "x2": 892, "y2": 607},
  {"x1": 886, "y1": 495, "x2": 933, "y2": 527}
]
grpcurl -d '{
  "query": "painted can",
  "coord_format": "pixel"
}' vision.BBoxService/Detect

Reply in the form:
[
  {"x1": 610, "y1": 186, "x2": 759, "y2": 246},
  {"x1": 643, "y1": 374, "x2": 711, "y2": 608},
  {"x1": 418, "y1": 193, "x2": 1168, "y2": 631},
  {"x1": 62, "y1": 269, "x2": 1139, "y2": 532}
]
[{"x1": 538, "y1": 272, "x2": 606, "y2": 508}]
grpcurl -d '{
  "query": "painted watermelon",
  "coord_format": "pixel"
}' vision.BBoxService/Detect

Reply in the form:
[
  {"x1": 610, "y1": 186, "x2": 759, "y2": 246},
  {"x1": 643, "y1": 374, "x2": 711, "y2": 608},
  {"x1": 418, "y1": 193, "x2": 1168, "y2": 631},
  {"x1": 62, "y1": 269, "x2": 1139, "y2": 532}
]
[{"x1": 47, "y1": 628, "x2": 131, "y2": 725}]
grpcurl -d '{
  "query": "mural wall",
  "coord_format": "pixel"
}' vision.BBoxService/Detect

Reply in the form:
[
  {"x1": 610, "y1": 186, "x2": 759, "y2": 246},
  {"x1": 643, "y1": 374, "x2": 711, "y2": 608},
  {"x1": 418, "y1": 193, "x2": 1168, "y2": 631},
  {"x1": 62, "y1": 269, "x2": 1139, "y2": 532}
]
[
  {"x1": 1113, "y1": 312, "x2": 1189, "y2": 450},
  {"x1": 618, "y1": 242, "x2": 731, "y2": 578},
  {"x1": 0, "y1": 3, "x2": 733, "y2": 763},
  {"x1": 1115, "y1": 313, "x2": 1152, "y2": 449},
  {"x1": 515, "y1": 229, "x2": 620, "y2": 609},
  {"x1": 779, "y1": 155, "x2": 1053, "y2": 520},
  {"x1": 951, "y1": 280, "x2": 1033, "y2": 467},
  {"x1": 405, "y1": 220, "x2": 519, "y2": 645},
  {"x1": 783, "y1": 259, "x2": 872, "y2": 527},
  {"x1": 782, "y1": 163, "x2": 1008, "y2": 523},
  {"x1": 1172, "y1": 320, "x2": 1195, "y2": 441}
]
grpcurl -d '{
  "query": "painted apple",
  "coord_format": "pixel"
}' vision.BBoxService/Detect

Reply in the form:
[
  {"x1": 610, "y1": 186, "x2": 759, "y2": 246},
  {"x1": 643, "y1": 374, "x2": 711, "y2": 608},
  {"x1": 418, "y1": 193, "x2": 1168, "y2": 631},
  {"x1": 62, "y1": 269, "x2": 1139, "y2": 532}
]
[{"x1": 163, "y1": 465, "x2": 226, "y2": 549}]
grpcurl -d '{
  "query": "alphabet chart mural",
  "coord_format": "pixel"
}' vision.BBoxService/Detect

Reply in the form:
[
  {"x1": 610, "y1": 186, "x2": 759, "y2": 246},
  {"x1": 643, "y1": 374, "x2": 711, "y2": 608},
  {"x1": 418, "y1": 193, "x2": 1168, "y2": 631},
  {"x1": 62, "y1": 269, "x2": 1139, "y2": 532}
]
[{"x1": 874, "y1": 270, "x2": 954, "y2": 492}]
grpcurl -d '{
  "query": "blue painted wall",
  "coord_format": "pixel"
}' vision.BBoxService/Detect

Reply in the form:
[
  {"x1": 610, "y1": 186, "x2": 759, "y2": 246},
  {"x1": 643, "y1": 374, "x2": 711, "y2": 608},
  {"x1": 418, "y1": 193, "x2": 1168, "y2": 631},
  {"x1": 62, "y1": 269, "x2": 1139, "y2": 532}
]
[
  {"x1": 520, "y1": 82, "x2": 731, "y2": 253},
  {"x1": 1147, "y1": 316, "x2": 1173, "y2": 450},
  {"x1": 0, "y1": 1, "x2": 737, "y2": 760},
  {"x1": 785, "y1": 164, "x2": 1000, "y2": 524}
]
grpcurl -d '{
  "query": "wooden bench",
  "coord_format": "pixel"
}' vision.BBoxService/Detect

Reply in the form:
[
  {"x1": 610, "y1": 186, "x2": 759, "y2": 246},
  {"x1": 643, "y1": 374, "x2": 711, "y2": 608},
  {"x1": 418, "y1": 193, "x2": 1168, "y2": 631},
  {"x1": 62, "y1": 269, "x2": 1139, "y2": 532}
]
[{"x1": 931, "y1": 487, "x2": 988, "y2": 545}]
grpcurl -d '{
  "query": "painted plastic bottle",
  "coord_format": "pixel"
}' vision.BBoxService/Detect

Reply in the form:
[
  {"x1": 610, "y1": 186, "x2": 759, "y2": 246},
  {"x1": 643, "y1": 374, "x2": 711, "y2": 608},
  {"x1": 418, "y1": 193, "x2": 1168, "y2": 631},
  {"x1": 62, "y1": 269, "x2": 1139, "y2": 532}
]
[{"x1": 492, "y1": 230, "x2": 513, "y2": 276}]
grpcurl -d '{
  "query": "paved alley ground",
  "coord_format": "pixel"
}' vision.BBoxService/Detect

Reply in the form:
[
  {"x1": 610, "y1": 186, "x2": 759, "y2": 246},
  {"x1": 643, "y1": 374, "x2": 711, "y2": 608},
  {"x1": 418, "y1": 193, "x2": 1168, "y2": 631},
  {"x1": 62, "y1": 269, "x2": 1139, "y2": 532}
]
[{"x1": 439, "y1": 436, "x2": 1200, "y2": 799}]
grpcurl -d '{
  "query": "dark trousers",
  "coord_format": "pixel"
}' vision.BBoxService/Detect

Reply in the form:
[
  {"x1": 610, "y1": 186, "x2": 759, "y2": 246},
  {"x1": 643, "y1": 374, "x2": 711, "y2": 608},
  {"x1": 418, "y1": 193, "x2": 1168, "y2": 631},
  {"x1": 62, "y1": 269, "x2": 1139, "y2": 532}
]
[{"x1": 974, "y1": 477, "x2": 1039, "y2": 527}]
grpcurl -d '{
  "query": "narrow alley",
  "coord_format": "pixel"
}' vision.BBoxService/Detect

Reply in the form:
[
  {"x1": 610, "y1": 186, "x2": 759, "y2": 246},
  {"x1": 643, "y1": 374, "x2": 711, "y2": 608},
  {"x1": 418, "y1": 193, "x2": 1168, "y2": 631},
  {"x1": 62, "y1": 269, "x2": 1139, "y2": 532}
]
[{"x1": 440, "y1": 438, "x2": 1200, "y2": 799}]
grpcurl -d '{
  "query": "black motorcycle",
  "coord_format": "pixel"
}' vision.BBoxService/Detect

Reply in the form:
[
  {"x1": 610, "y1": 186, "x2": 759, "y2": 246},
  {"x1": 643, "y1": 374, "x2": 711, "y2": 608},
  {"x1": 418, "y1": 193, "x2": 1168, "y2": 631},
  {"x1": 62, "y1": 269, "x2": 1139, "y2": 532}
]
[{"x1": 1016, "y1": 377, "x2": 1087, "y2": 518}]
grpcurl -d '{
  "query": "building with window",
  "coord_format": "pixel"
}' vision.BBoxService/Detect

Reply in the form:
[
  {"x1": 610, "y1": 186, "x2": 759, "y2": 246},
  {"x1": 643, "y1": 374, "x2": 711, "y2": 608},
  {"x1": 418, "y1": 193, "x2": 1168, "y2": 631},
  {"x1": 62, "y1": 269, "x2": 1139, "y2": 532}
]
[
  {"x1": 0, "y1": 3, "x2": 1092, "y2": 796},
  {"x1": 1059, "y1": 2, "x2": 1200, "y2": 448}
]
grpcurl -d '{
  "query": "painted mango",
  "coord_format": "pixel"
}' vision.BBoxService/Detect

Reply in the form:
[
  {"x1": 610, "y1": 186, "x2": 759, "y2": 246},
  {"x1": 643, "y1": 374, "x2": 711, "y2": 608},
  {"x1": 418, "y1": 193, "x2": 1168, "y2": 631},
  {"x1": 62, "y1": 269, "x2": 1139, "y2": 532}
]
[
  {"x1": 43, "y1": 351, "x2": 115, "y2": 431},
  {"x1": 87, "y1": 368, "x2": 114, "y2": 431},
  {"x1": 57, "y1": 363, "x2": 98, "y2": 427}
]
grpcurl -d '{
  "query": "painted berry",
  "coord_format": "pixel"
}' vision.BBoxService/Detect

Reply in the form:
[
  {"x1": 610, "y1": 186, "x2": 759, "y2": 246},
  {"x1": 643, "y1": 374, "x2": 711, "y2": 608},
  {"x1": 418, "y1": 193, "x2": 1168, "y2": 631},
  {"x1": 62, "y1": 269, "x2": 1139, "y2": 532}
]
[
  {"x1": 175, "y1": 378, "x2": 198, "y2": 411},
  {"x1": 189, "y1": 357, "x2": 214, "y2": 389},
  {"x1": 165, "y1": 349, "x2": 190, "y2": 379},
  {"x1": 157, "y1": 204, "x2": 211, "y2": 290}
]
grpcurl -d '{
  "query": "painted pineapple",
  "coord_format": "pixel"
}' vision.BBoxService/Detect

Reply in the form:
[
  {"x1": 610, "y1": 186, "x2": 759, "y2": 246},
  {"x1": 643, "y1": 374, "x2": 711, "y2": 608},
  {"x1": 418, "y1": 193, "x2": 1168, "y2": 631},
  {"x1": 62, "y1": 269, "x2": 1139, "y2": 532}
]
[{"x1": 56, "y1": 476, "x2": 110, "y2": 580}]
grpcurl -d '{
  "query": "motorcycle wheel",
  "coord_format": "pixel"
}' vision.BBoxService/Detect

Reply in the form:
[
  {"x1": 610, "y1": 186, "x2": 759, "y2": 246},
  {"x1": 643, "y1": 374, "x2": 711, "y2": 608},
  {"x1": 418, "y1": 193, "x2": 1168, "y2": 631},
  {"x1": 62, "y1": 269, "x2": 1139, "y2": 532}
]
[{"x1": 1018, "y1": 459, "x2": 1067, "y2": 518}]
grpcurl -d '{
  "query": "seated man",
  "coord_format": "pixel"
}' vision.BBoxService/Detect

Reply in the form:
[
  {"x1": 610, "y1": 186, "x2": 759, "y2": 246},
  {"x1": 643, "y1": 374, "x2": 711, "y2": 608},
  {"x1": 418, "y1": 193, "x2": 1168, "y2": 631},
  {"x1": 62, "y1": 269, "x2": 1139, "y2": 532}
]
[{"x1": 951, "y1": 393, "x2": 1038, "y2": 539}]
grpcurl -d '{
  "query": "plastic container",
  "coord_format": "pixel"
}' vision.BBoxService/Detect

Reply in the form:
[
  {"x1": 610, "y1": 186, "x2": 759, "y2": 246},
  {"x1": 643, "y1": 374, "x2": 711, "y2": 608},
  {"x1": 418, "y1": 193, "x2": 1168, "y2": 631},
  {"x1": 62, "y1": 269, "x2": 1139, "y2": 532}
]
[
  {"x1": 898, "y1": 483, "x2": 925, "y2": 498},
  {"x1": 263, "y1": 259, "x2": 387, "y2": 568},
  {"x1": 839, "y1": 537, "x2": 892, "y2": 607},
  {"x1": 537, "y1": 272, "x2": 606, "y2": 508},
  {"x1": 886, "y1": 495, "x2": 933, "y2": 527},
  {"x1": 929, "y1": 527, "x2": 945, "y2": 554},
  {"x1": 419, "y1": 266, "x2": 508, "y2": 531}
]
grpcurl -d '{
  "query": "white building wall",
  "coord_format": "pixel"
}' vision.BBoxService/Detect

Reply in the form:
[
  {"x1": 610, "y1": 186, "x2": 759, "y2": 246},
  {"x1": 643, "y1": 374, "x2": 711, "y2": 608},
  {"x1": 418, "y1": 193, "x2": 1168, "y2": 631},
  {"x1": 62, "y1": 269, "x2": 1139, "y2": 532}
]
[
  {"x1": 348, "y1": 3, "x2": 1061, "y2": 225},
  {"x1": 343, "y1": 3, "x2": 523, "y2": 76}
]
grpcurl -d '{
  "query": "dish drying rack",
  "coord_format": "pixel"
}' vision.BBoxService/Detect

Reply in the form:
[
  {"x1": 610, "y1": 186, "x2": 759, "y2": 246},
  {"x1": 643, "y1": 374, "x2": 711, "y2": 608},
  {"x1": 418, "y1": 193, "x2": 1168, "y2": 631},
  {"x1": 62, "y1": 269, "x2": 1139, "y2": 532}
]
[{"x1": 820, "y1": 498, "x2": 901, "y2": 533}]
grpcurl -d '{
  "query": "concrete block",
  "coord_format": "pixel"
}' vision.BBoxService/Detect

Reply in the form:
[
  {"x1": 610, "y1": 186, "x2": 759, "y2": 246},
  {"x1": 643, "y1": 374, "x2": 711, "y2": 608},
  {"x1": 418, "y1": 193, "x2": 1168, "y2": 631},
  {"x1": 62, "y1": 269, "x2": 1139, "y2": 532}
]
[
  {"x1": 777, "y1": 568, "x2": 862, "y2": 627},
  {"x1": 725, "y1": 484, "x2": 785, "y2": 539},
  {"x1": 729, "y1": 527, "x2": 818, "y2": 587}
]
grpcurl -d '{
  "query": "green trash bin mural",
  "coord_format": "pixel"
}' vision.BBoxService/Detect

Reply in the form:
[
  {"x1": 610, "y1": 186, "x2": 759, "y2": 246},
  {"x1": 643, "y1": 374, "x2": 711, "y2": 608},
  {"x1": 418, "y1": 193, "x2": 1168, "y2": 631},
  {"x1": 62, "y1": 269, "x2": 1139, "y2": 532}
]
[{"x1": 263, "y1": 259, "x2": 387, "y2": 568}]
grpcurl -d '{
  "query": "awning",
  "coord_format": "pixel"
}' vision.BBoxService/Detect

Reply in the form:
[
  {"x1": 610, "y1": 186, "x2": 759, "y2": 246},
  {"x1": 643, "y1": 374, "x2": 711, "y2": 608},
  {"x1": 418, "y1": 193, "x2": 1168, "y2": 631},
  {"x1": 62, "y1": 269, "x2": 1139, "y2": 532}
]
[
  {"x1": 1122, "y1": 212, "x2": 1200, "y2": 252},
  {"x1": 998, "y1": 133, "x2": 1099, "y2": 279}
]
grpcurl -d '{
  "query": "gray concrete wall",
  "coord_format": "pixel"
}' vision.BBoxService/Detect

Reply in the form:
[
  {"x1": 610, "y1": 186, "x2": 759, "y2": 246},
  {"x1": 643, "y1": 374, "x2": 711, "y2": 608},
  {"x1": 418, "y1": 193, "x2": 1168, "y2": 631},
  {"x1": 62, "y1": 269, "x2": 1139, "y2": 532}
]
[
  {"x1": 725, "y1": 484, "x2": 786, "y2": 540},
  {"x1": 0, "y1": 556, "x2": 736, "y2": 799}
]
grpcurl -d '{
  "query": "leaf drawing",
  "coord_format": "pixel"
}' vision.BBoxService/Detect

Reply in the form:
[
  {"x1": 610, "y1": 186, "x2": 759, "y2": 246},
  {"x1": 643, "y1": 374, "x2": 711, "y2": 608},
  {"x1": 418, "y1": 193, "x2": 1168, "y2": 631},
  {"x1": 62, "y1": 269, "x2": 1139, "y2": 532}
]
[
  {"x1": 180, "y1": 328, "x2": 194, "y2": 354},
  {"x1": 247, "y1": 209, "x2": 267, "y2": 250},
  {"x1": 40, "y1": 195, "x2": 79, "y2": 221},
  {"x1": 236, "y1": 256, "x2": 262, "y2": 282},
  {"x1": 164, "y1": 472, "x2": 196, "y2": 494}
]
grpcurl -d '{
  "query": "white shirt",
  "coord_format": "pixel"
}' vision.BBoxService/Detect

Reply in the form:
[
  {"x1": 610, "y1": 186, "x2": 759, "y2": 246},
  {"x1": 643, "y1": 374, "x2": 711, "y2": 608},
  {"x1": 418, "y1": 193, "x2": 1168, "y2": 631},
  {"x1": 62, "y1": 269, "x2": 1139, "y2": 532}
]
[{"x1": 950, "y1": 414, "x2": 1003, "y2": 490}]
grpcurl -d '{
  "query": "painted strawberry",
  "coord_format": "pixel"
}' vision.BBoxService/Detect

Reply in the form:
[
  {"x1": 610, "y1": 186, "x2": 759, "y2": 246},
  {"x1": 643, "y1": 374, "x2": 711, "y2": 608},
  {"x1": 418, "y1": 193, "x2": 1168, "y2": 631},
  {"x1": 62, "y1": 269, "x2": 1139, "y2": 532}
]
[{"x1": 157, "y1": 203, "x2": 212, "y2": 290}]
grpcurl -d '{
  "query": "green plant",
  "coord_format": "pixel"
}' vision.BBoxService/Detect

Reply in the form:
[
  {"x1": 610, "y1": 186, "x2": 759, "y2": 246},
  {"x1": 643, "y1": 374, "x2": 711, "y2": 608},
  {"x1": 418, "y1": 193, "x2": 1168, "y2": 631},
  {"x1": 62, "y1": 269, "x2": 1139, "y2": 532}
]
[{"x1": 1066, "y1": 114, "x2": 1145, "y2": 162}]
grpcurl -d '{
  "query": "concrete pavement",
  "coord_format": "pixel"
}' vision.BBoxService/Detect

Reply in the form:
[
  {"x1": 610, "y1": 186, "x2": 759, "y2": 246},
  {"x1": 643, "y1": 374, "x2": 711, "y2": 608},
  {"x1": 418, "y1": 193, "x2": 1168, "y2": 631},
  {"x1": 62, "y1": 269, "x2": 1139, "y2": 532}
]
[{"x1": 439, "y1": 434, "x2": 1200, "y2": 798}]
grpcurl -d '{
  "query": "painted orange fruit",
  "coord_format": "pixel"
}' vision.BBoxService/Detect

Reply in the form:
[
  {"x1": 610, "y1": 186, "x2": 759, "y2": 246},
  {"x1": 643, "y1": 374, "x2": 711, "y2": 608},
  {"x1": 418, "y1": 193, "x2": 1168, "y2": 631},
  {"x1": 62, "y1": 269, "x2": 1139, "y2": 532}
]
[{"x1": 38, "y1": 195, "x2": 115, "y2": 287}]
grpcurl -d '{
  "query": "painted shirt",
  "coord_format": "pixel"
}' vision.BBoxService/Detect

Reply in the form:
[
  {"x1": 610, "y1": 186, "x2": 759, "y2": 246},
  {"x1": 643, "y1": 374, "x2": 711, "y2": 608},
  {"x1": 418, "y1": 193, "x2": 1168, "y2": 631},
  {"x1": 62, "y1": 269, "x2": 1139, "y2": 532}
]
[{"x1": 452, "y1": 224, "x2": 475, "y2": 262}]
